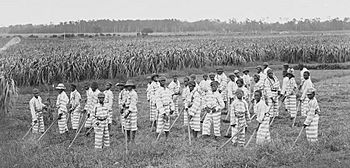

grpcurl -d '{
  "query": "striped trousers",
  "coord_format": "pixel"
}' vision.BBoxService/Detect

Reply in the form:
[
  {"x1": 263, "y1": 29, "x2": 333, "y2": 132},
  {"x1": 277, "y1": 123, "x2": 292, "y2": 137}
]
[
  {"x1": 125, "y1": 110, "x2": 138, "y2": 131},
  {"x1": 271, "y1": 91, "x2": 279, "y2": 117},
  {"x1": 202, "y1": 112, "x2": 221, "y2": 136},
  {"x1": 84, "y1": 109, "x2": 94, "y2": 128},
  {"x1": 71, "y1": 108, "x2": 81, "y2": 130},
  {"x1": 305, "y1": 114, "x2": 319, "y2": 142},
  {"x1": 108, "y1": 109, "x2": 113, "y2": 124},
  {"x1": 150, "y1": 100, "x2": 157, "y2": 122},
  {"x1": 58, "y1": 110, "x2": 68, "y2": 134},
  {"x1": 183, "y1": 110, "x2": 189, "y2": 126},
  {"x1": 301, "y1": 98, "x2": 309, "y2": 117},
  {"x1": 231, "y1": 115, "x2": 247, "y2": 146},
  {"x1": 32, "y1": 114, "x2": 45, "y2": 133},
  {"x1": 256, "y1": 115, "x2": 271, "y2": 145},
  {"x1": 285, "y1": 95, "x2": 297, "y2": 118},
  {"x1": 189, "y1": 110, "x2": 201, "y2": 131},
  {"x1": 173, "y1": 96, "x2": 179, "y2": 115},
  {"x1": 156, "y1": 112, "x2": 170, "y2": 133},
  {"x1": 94, "y1": 121, "x2": 110, "y2": 149}
]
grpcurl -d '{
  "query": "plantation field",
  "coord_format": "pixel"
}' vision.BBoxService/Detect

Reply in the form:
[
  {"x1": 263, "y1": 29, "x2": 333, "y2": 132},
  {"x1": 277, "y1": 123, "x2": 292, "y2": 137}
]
[{"x1": 1, "y1": 69, "x2": 350, "y2": 168}]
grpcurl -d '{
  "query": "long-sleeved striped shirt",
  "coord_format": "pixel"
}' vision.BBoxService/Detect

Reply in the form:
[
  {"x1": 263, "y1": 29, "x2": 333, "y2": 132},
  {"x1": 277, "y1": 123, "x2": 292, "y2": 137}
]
[
  {"x1": 199, "y1": 79, "x2": 211, "y2": 94},
  {"x1": 300, "y1": 79, "x2": 314, "y2": 100},
  {"x1": 103, "y1": 89, "x2": 113, "y2": 110},
  {"x1": 230, "y1": 99, "x2": 250, "y2": 125},
  {"x1": 242, "y1": 74, "x2": 252, "y2": 87},
  {"x1": 90, "y1": 89, "x2": 101, "y2": 108},
  {"x1": 118, "y1": 89, "x2": 129, "y2": 109},
  {"x1": 255, "y1": 100, "x2": 270, "y2": 123},
  {"x1": 69, "y1": 90, "x2": 81, "y2": 110},
  {"x1": 304, "y1": 98, "x2": 320, "y2": 125},
  {"x1": 149, "y1": 81, "x2": 160, "y2": 102},
  {"x1": 29, "y1": 96, "x2": 45, "y2": 121},
  {"x1": 227, "y1": 80, "x2": 238, "y2": 100},
  {"x1": 146, "y1": 83, "x2": 151, "y2": 101},
  {"x1": 215, "y1": 73, "x2": 228, "y2": 92},
  {"x1": 285, "y1": 78, "x2": 297, "y2": 96},
  {"x1": 185, "y1": 89, "x2": 201, "y2": 116},
  {"x1": 155, "y1": 87, "x2": 175, "y2": 115},
  {"x1": 182, "y1": 86, "x2": 190, "y2": 101},
  {"x1": 125, "y1": 90, "x2": 138, "y2": 112},
  {"x1": 56, "y1": 91, "x2": 69, "y2": 113},
  {"x1": 281, "y1": 77, "x2": 289, "y2": 95},
  {"x1": 168, "y1": 81, "x2": 180, "y2": 96},
  {"x1": 266, "y1": 75, "x2": 281, "y2": 92},
  {"x1": 203, "y1": 90, "x2": 225, "y2": 112},
  {"x1": 84, "y1": 88, "x2": 93, "y2": 111},
  {"x1": 92, "y1": 103, "x2": 109, "y2": 123},
  {"x1": 254, "y1": 79, "x2": 272, "y2": 99}
]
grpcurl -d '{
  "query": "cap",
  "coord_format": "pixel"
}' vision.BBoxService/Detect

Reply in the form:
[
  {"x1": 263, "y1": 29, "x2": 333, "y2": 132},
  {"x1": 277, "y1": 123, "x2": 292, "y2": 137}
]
[
  {"x1": 188, "y1": 81, "x2": 196, "y2": 87},
  {"x1": 228, "y1": 73, "x2": 235, "y2": 77},
  {"x1": 263, "y1": 62, "x2": 269, "y2": 66},
  {"x1": 216, "y1": 67, "x2": 224, "y2": 72},
  {"x1": 124, "y1": 80, "x2": 136, "y2": 86},
  {"x1": 234, "y1": 70, "x2": 240, "y2": 74},
  {"x1": 236, "y1": 89, "x2": 244, "y2": 95},
  {"x1": 210, "y1": 81, "x2": 219, "y2": 86},
  {"x1": 55, "y1": 83, "x2": 66, "y2": 90},
  {"x1": 33, "y1": 88, "x2": 39, "y2": 94},
  {"x1": 306, "y1": 88, "x2": 316, "y2": 94},
  {"x1": 243, "y1": 69, "x2": 249, "y2": 73},
  {"x1": 97, "y1": 92, "x2": 105, "y2": 98}
]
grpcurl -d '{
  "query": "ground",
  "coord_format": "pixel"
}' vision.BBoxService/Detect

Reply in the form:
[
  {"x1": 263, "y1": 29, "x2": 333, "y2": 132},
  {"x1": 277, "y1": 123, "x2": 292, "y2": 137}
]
[{"x1": 1, "y1": 69, "x2": 350, "y2": 168}]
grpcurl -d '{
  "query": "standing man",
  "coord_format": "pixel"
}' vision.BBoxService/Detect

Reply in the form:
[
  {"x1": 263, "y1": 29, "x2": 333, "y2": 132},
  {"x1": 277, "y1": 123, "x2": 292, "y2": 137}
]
[
  {"x1": 149, "y1": 74, "x2": 160, "y2": 130},
  {"x1": 29, "y1": 88, "x2": 46, "y2": 134},
  {"x1": 284, "y1": 68, "x2": 298, "y2": 126},
  {"x1": 242, "y1": 69, "x2": 252, "y2": 89},
  {"x1": 299, "y1": 71, "x2": 314, "y2": 117},
  {"x1": 69, "y1": 84, "x2": 81, "y2": 131},
  {"x1": 103, "y1": 82, "x2": 114, "y2": 131},
  {"x1": 299, "y1": 63, "x2": 311, "y2": 84},
  {"x1": 227, "y1": 73, "x2": 238, "y2": 104},
  {"x1": 168, "y1": 75, "x2": 181, "y2": 116},
  {"x1": 182, "y1": 76, "x2": 191, "y2": 126},
  {"x1": 185, "y1": 81, "x2": 202, "y2": 139},
  {"x1": 85, "y1": 82, "x2": 100, "y2": 135},
  {"x1": 123, "y1": 80, "x2": 138, "y2": 143},
  {"x1": 116, "y1": 83, "x2": 127, "y2": 131},
  {"x1": 256, "y1": 66, "x2": 267, "y2": 81},
  {"x1": 263, "y1": 62, "x2": 271, "y2": 75},
  {"x1": 282, "y1": 63, "x2": 289, "y2": 78},
  {"x1": 266, "y1": 69, "x2": 281, "y2": 118},
  {"x1": 199, "y1": 74, "x2": 211, "y2": 95},
  {"x1": 215, "y1": 68, "x2": 228, "y2": 112},
  {"x1": 233, "y1": 70, "x2": 241, "y2": 82},
  {"x1": 93, "y1": 93, "x2": 110, "y2": 149},
  {"x1": 254, "y1": 90, "x2": 271, "y2": 145},
  {"x1": 56, "y1": 83, "x2": 69, "y2": 137},
  {"x1": 303, "y1": 88, "x2": 320, "y2": 143},
  {"x1": 155, "y1": 76, "x2": 175, "y2": 140}
]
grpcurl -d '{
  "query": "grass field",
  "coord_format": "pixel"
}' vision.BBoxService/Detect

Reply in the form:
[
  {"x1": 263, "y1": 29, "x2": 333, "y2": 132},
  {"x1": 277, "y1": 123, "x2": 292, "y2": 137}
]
[{"x1": 1, "y1": 69, "x2": 350, "y2": 167}]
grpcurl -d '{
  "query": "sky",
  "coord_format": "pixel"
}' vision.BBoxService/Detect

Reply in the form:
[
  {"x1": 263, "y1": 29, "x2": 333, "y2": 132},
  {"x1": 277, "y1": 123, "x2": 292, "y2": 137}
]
[{"x1": 0, "y1": 0, "x2": 349, "y2": 26}]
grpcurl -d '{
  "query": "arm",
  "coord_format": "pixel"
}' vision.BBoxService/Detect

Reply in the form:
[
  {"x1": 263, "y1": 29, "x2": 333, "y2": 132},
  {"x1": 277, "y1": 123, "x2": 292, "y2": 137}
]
[
  {"x1": 230, "y1": 102, "x2": 237, "y2": 126},
  {"x1": 304, "y1": 100, "x2": 316, "y2": 126},
  {"x1": 244, "y1": 101, "x2": 251, "y2": 122},
  {"x1": 215, "y1": 93, "x2": 225, "y2": 111}
]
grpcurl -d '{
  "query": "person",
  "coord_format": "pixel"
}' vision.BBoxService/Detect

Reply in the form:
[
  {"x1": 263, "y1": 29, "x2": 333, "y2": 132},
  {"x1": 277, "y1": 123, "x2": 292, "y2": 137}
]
[
  {"x1": 29, "y1": 88, "x2": 46, "y2": 134},
  {"x1": 254, "y1": 90, "x2": 271, "y2": 145},
  {"x1": 182, "y1": 76, "x2": 190, "y2": 126},
  {"x1": 149, "y1": 74, "x2": 160, "y2": 130},
  {"x1": 146, "y1": 76, "x2": 152, "y2": 103},
  {"x1": 299, "y1": 63, "x2": 311, "y2": 84},
  {"x1": 242, "y1": 69, "x2": 252, "y2": 89},
  {"x1": 256, "y1": 66, "x2": 267, "y2": 81},
  {"x1": 230, "y1": 89, "x2": 250, "y2": 146},
  {"x1": 233, "y1": 70, "x2": 241, "y2": 82},
  {"x1": 227, "y1": 73, "x2": 238, "y2": 104},
  {"x1": 236, "y1": 78, "x2": 249, "y2": 101},
  {"x1": 155, "y1": 76, "x2": 175, "y2": 140},
  {"x1": 55, "y1": 83, "x2": 69, "y2": 136},
  {"x1": 69, "y1": 84, "x2": 81, "y2": 130},
  {"x1": 215, "y1": 68, "x2": 228, "y2": 112},
  {"x1": 185, "y1": 81, "x2": 201, "y2": 139},
  {"x1": 83, "y1": 83, "x2": 93, "y2": 131},
  {"x1": 190, "y1": 74, "x2": 199, "y2": 86},
  {"x1": 284, "y1": 68, "x2": 298, "y2": 125},
  {"x1": 299, "y1": 71, "x2": 314, "y2": 117},
  {"x1": 85, "y1": 82, "x2": 101, "y2": 135},
  {"x1": 209, "y1": 73, "x2": 216, "y2": 82},
  {"x1": 263, "y1": 62, "x2": 271, "y2": 75},
  {"x1": 122, "y1": 80, "x2": 138, "y2": 143},
  {"x1": 103, "y1": 82, "x2": 114, "y2": 130},
  {"x1": 266, "y1": 69, "x2": 281, "y2": 118},
  {"x1": 303, "y1": 87, "x2": 320, "y2": 143},
  {"x1": 282, "y1": 63, "x2": 289, "y2": 78},
  {"x1": 116, "y1": 83, "x2": 127, "y2": 131},
  {"x1": 168, "y1": 75, "x2": 181, "y2": 116},
  {"x1": 92, "y1": 93, "x2": 110, "y2": 149},
  {"x1": 199, "y1": 74, "x2": 211, "y2": 95},
  {"x1": 252, "y1": 74, "x2": 272, "y2": 116},
  {"x1": 202, "y1": 81, "x2": 225, "y2": 140}
]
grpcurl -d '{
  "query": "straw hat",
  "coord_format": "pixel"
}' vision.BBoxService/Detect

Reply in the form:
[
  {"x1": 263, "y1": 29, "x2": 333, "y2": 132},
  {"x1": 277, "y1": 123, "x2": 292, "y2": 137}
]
[
  {"x1": 55, "y1": 83, "x2": 66, "y2": 90},
  {"x1": 243, "y1": 69, "x2": 249, "y2": 73},
  {"x1": 263, "y1": 62, "x2": 269, "y2": 66},
  {"x1": 158, "y1": 76, "x2": 167, "y2": 81},
  {"x1": 228, "y1": 73, "x2": 235, "y2": 77},
  {"x1": 286, "y1": 68, "x2": 295, "y2": 76},
  {"x1": 97, "y1": 92, "x2": 105, "y2": 98},
  {"x1": 216, "y1": 67, "x2": 224, "y2": 72},
  {"x1": 33, "y1": 88, "x2": 39, "y2": 94},
  {"x1": 233, "y1": 70, "x2": 240, "y2": 74},
  {"x1": 125, "y1": 80, "x2": 136, "y2": 86},
  {"x1": 306, "y1": 88, "x2": 316, "y2": 95}
]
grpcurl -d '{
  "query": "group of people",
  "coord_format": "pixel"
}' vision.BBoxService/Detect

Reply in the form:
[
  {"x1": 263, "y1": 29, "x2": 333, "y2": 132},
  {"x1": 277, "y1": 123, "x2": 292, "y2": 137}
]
[{"x1": 28, "y1": 62, "x2": 320, "y2": 149}]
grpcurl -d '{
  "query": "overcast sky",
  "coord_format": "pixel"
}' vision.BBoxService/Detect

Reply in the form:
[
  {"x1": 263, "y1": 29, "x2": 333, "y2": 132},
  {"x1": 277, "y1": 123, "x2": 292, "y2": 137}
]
[{"x1": 0, "y1": 0, "x2": 349, "y2": 26}]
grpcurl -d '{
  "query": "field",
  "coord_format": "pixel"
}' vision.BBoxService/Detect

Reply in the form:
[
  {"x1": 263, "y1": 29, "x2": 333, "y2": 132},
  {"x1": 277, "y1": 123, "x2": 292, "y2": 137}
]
[{"x1": 1, "y1": 68, "x2": 350, "y2": 167}]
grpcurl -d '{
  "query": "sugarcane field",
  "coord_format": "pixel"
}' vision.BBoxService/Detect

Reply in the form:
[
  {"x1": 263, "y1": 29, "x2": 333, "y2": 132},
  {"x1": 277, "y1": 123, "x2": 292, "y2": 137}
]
[{"x1": 1, "y1": 1, "x2": 350, "y2": 167}]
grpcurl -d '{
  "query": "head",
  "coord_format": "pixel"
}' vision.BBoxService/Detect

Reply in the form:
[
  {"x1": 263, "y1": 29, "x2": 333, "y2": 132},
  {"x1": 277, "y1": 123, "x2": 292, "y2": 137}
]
[
  {"x1": 98, "y1": 93, "x2": 105, "y2": 104},
  {"x1": 124, "y1": 80, "x2": 135, "y2": 91},
  {"x1": 91, "y1": 82, "x2": 98, "y2": 91},
  {"x1": 116, "y1": 83, "x2": 125, "y2": 91},
  {"x1": 216, "y1": 68, "x2": 224, "y2": 75},
  {"x1": 188, "y1": 81, "x2": 196, "y2": 92},
  {"x1": 56, "y1": 83, "x2": 66, "y2": 93},
  {"x1": 267, "y1": 69, "x2": 274, "y2": 79},
  {"x1": 228, "y1": 74, "x2": 235, "y2": 81},
  {"x1": 190, "y1": 74, "x2": 196, "y2": 82},
  {"x1": 84, "y1": 83, "x2": 90, "y2": 90},
  {"x1": 306, "y1": 88, "x2": 316, "y2": 100},
  {"x1": 299, "y1": 63, "x2": 304, "y2": 70},
  {"x1": 283, "y1": 63, "x2": 289, "y2": 70},
  {"x1": 236, "y1": 78, "x2": 244, "y2": 87},
  {"x1": 303, "y1": 71, "x2": 310, "y2": 80},
  {"x1": 151, "y1": 74, "x2": 159, "y2": 82},
  {"x1": 210, "y1": 81, "x2": 219, "y2": 92},
  {"x1": 203, "y1": 74, "x2": 208, "y2": 80},
  {"x1": 71, "y1": 84, "x2": 77, "y2": 91},
  {"x1": 57, "y1": 89, "x2": 64, "y2": 94},
  {"x1": 159, "y1": 77, "x2": 167, "y2": 87},
  {"x1": 263, "y1": 62, "x2": 269, "y2": 69},
  {"x1": 183, "y1": 76, "x2": 190, "y2": 86},
  {"x1": 286, "y1": 68, "x2": 295, "y2": 79},
  {"x1": 236, "y1": 89, "x2": 244, "y2": 100},
  {"x1": 234, "y1": 70, "x2": 240, "y2": 77},
  {"x1": 105, "y1": 82, "x2": 112, "y2": 90},
  {"x1": 33, "y1": 88, "x2": 39, "y2": 98},
  {"x1": 173, "y1": 75, "x2": 178, "y2": 82},
  {"x1": 256, "y1": 66, "x2": 263, "y2": 73},
  {"x1": 253, "y1": 74, "x2": 260, "y2": 83},
  {"x1": 209, "y1": 73, "x2": 216, "y2": 81},
  {"x1": 254, "y1": 90, "x2": 262, "y2": 102},
  {"x1": 146, "y1": 76, "x2": 152, "y2": 83},
  {"x1": 243, "y1": 69, "x2": 249, "y2": 75}
]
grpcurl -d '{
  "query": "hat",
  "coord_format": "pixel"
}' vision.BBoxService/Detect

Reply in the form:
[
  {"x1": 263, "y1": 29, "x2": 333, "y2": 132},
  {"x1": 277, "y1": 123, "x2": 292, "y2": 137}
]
[
  {"x1": 243, "y1": 69, "x2": 249, "y2": 73},
  {"x1": 146, "y1": 76, "x2": 151, "y2": 79},
  {"x1": 236, "y1": 89, "x2": 244, "y2": 95},
  {"x1": 236, "y1": 78, "x2": 244, "y2": 83},
  {"x1": 216, "y1": 68, "x2": 224, "y2": 72},
  {"x1": 267, "y1": 69, "x2": 273, "y2": 74},
  {"x1": 263, "y1": 62, "x2": 269, "y2": 66},
  {"x1": 188, "y1": 81, "x2": 196, "y2": 87},
  {"x1": 190, "y1": 74, "x2": 196, "y2": 79},
  {"x1": 228, "y1": 73, "x2": 235, "y2": 77},
  {"x1": 125, "y1": 80, "x2": 136, "y2": 86},
  {"x1": 106, "y1": 82, "x2": 112, "y2": 86},
  {"x1": 172, "y1": 74, "x2": 178, "y2": 78},
  {"x1": 158, "y1": 76, "x2": 167, "y2": 81},
  {"x1": 283, "y1": 63, "x2": 289, "y2": 66},
  {"x1": 97, "y1": 92, "x2": 105, "y2": 98},
  {"x1": 71, "y1": 83, "x2": 77, "y2": 87},
  {"x1": 55, "y1": 83, "x2": 66, "y2": 90},
  {"x1": 234, "y1": 70, "x2": 240, "y2": 74},
  {"x1": 209, "y1": 73, "x2": 216, "y2": 77},
  {"x1": 202, "y1": 74, "x2": 208, "y2": 77},
  {"x1": 256, "y1": 65, "x2": 262, "y2": 69},
  {"x1": 286, "y1": 68, "x2": 295, "y2": 76},
  {"x1": 115, "y1": 83, "x2": 125, "y2": 86},
  {"x1": 210, "y1": 81, "x2": 219, "y2": 86},
  {"x1": 306, "y1": 88, "x2": 316, "y2": 95},
  {"x1": 33, "y1": 88, "x2": 39, "y2": 94}
]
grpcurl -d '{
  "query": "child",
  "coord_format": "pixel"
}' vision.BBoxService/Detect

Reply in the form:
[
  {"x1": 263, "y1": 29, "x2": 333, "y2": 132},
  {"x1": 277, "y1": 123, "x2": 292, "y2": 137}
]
[
  {"x1": 69, "y1": 84, "x2": 81, "y2": 130},
  {"x1": 230, "y1": 89, "x2": 250, "y2": 147},
  {"x1": 29, "y1": 88, "x2": 46, "y2": 134},
  {"x1": 185, "y1": 81, "x2": 201, "y2": 139},
  {"x1": 56, "y1": 83, "x2": 69, "y2": 136},
  {"x1": 303, "y1": 88, "x2": 320, "y2": 143},
  {"x1": 168, "y1": 75, "x2": 181, "y2": 116},
  {"x1": 236, "y1": 78, "x2": 249, "y2": 101},
  {"x1": 254, "y1": 90, "x2": 271, "y2": 145},
  {"x1": 299, "y1": 71, "x2": 314, "y2": 117},
  {"x1": 93, "y1": 93, "x2": 110, "y2": 149},
  {"x1": 123, "y1": 80, "x2": 138, "y2": 143},
  {"x1": 266, "y1": 69, "x2": 281, "y2": 118},
  {"x1": 284, "y1": 68, "x2": 298, "y2": 125}
]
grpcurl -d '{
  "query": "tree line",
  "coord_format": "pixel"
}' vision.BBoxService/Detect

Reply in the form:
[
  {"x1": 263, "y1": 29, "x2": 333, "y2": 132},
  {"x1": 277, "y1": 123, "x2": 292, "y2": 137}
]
[{"x1": 1, "y1": 18, "x2": 350, "y2": 34}]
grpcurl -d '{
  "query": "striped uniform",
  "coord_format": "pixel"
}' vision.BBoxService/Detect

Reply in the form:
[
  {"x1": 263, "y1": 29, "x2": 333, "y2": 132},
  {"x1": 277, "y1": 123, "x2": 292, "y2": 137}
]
[
  {"x1": 231, "y1": 99, "x2": 250, "y2": 146},
  {"x1": 237, "y1": 86, "x2": 249, "y2": 101},
  {"x1": 253, "y1": 79, "x2": 272, "y2": 115},
  {"x1": 149, "y1": 81, "x2": 160, "y2": 122},
  {"x1": 227, "y1": 80, "x2": 238, "y2": 101},
  {"x1": 182, "y1": 86, "x2": 190, "y2": 126},
  {"x1": 119, "y1": 89, "x2": 128, "y2": 128},
  {"x1": 83, "y1": 88, "x2": 93, "y2": 127},
  {"x1": 69, "y1": 90, "x2": 81, "y2": 130},
  {"x1": 185, "y1": 89, "x2": 202, "y2": 131},
  {"x1": 285, "y1": 78, "x2": 297, "y2": 118},
  {"x1": 168, "y1": 81, "x2": 181, "y2": 115},
  {"x1": 266, "y1": 76, "x2": 281, "y2": 117},
  {"x1": 242, "y1": 74, "x2": 252, "y2": 88},
  {"x1": 29, "y1": 96, "x2": 45, "y2": 133},
  {"x1": 199, "y1": 79, "x2": 211, "y2": 110},
  {"x1": 155, "y1": 87, "x2": 175, "y2": 133},
  {"x1": 300, "y1": 68, "x2": 311, "y2": 84},
  {"x1": 56, "y1": 91, "x2": 69, "y2": 134},
  {"x1": 304, "y1": 98, "x2": 320, "y2": 142},
  {"x1": 202, "y1": 90, "x2": 225, "y2": 136},
  {"x1": 92, "y1": 103, "x2": 110, "y2": 148},
  {"x1": 103, "y1": 89, "x2": 114, "y2": 124},
  {"x1": 215, "y1": 73, "x2": 228, "y2": 102},
  {"x1": 300, "y1": 79, "x2": 314, "y2": 116},
  {"x1": 124, "y1": 90, "x2": 138, "y2": 131},
  {"x1": 85, "y1": 90, "x2": 101, "y2": 128},
  {"x1": 258, "y1": 72, "x2": 267, "y2": 81},
  {"x1": 255, "y1": 100, "x2": 271, "y2": 145}
]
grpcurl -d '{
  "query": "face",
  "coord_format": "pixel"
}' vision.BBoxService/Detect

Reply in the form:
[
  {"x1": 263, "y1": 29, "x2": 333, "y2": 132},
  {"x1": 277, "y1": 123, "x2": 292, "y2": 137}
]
[
  {"x1": 126, "y1": 86, "x2": 133, "y2": 91},
  {"x1": 98, "y1": 97, "x2": 104, "y2": 104},
  {"x1": 57, "y1": 89, "x2": 63, "y2": 94},
  {"x1": 234, "y1": 73, "x2": 239, "y2": 77},
  {"x1": 209, "y1": 75, "x2": 215, "y2": 81},
  {"x1": 105, "y1": 84, "x2": 111, "y2": 90},
  {"x1": 236, "y1": 92, "x2": 243, "y2": 99},
  {"x1": 263, "y1": 65, "x2": 268, "y2": 69},
  {"x1": 71, "y1": 86, "x2": 76, "y2": 91},
  {"x1": 256, "y1": 68, "x2": 262, "y2": 73},
  {"x1": 84, "y1": 85, "x2": 89, "y2": 90},
  {"x1": 184, "y1": 78, "x2": 189, "y2": 86},
  {"x1": 34, "y1": 92, "x2": 39, "y2": 98},
  {"x1": 267, "y1": 71, "x2": 273, "y2": 78},
  {"x1": 173, "y1": 77, "x2": 177, "y2": 82},
  {"x1": 254, "y1": 91, "x2": 261, "y2": 102},
  {"x1": 203, "y1": 75, "x2": 208, "y2": 80},
  {"x1": 189, "y1": 85, "x2": 195, "y2": 92},
  {"x1": 307, "y1": 92, "x2": 315, "y2": 99},
  {"x1": 243, "y1": 71, "x2": 248, "y2": 75},
  {"x1": 304, "y1": 72, "x2": 310, "y2": 80},
  {"x1": 117, "y1": 86, "x2": 124, "y2": 91},
  {"x1": 160, "y1": 80, "x2": 166, "y2": 87},
  {"x1": 237, "y1": 80, "x2": 243, "y2": 87},
  {"x1": 211, "y1": 84, "x2": 218, "y2": 92},
  {"x1": 253, "y1": 76, "x2": 259, "y2": 83},
  {"x1": 217, "y1": 71, "x2": 223, "y2": 75},
  {"x1": 91, "y1": 84, "x2": 98, "y2": 91},
  {"x1": 229, "y1": 75, "x2": 235, "y2": 81}
]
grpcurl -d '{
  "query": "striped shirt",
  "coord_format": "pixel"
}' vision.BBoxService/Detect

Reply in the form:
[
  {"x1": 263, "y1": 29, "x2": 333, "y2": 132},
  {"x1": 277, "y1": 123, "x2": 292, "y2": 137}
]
[
  {"x1": 84, "y1": 88, "x2": 93, "y2": 111},
  {"x1": 266, "y1": 75, "x2": 281, "y2": 92},
  {"x1": 231, "y1": 99, "x2": 249, "y2": 125},
  {"x1": 103, "y1": 89, "x2": 113, "y2": 110},
  {"x1": 93, "y1": 103, "x2": 109, "y2": 122},
  {"x1": 149, "y1": 81, "x2": 160, "y2": 101},
  {"x1": 285, "y1": 78, "x2": 297, "y2": 96},
  {"x1": 304, "y1": 98, "x2": 320, "y2": 125},
  {"x1": 215, "y1": 73, "x2": 228, "y2": 92},
  {"x1": 185, "y1": 90, "x2": 201, "y2": 116},
  {"x1": 300, "y1": 79, "x2": 314, "y2": 100},
  {"x1": 203, "y1": 90, "x2": 225, "y2": 111},
  {"x1": 255, "y1": 100, "x2": 270, "y2": 123},
  {"x1": 168, "y1": 81, "x2": 180, "y2": 96},
  {"x1": 227, "y1": 80, "x2": 238, "y2": 99},
  {"x1": 199, "y1": 79, "x2": 211, "y2": 94},
  {"x1": 29, "y1": 96, "x2": 45, "y2": 121},
  {"x1": 155, "y1": 87, "x2": 175, "y2": 115},
  {"x1": 125, "y1": 90, "x2": 138, "y2": 112},
  {"x1": 69, "y1": 90, "x2": 81, "y2": 110},
  {"x1": 56, "y1": 91, "x2": 69, "y2": 113}
]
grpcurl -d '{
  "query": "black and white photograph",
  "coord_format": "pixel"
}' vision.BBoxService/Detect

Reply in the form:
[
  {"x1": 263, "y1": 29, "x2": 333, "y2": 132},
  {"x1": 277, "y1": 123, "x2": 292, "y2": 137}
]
[{"x1": 1, "y1": 0, "x2": 350, "y2": 167}]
